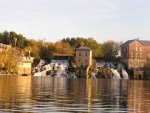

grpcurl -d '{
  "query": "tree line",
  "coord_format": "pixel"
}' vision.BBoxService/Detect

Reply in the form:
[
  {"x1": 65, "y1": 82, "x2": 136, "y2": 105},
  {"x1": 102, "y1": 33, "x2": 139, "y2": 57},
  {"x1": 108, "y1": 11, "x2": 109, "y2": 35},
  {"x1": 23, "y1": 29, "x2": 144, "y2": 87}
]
[
  {"x1": 0, "y1": 31, "x2": 123, "y2": 60},
  {"x1": 0, "y1": 30, "x2": 124, "y2": 73},
  {"x1": 1, "y1": 30, "x2": 150, "y2": 77}
]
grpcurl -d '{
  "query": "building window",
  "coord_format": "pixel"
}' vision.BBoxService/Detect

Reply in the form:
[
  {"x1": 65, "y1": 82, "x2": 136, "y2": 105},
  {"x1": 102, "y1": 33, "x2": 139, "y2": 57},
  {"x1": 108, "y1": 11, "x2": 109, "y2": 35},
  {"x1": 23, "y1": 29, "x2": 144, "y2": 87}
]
[
  {"x1": 85, "y1": 52, "x2": 87, "y2": 56},
  {"x1": 135, "y1": 53, "x2": 138, "y2": 57},
  {"x1": 79, "y1": 52, "x2": 81, "y2": 56},
  {"x1": 136, "y1": 47, "x2": 138, "y2": 51},
  {"x1": 79, "y1": 59, "x2": 81, "y2": 62},
  {"x1": 126, "y1": 47, "x2": 128, "y2": 51},
  {"x1": 140, "y1": 53, "x2": 142, "y2": 58},
  {"x1": 131, "y1": 52, "x2": 133, "y2": 57},
  {"x1": 85, "y1": 59, "x2": 88, "y2": 63},
  {"x1": 140, "y1": 47, "x2": 142, "y2": 52}
]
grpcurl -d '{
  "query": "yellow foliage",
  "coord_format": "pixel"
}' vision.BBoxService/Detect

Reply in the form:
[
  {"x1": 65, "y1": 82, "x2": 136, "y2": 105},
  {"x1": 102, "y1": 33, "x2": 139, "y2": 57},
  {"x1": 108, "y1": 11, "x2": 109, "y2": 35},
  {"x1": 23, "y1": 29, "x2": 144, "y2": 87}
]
[{"x1": 0, "y1": 48, "x2": 21, "y2": 73}]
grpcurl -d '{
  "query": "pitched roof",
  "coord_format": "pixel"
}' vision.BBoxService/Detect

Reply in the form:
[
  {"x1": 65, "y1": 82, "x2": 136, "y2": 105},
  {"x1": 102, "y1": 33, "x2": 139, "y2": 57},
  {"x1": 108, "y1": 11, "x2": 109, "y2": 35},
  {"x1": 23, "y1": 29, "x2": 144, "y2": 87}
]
[
  {"x1": 76, "y1": 46, "x2": 91, "y2": 51},
  {"x1": 121, "y1": 40, "x2": 135, "y2": 46},
  {"x1": 121, "y1": 39, "x2": 150, "y2": 46},
  {"x1": 139, "y1": 40, "x2": 150, "y2": 46}
]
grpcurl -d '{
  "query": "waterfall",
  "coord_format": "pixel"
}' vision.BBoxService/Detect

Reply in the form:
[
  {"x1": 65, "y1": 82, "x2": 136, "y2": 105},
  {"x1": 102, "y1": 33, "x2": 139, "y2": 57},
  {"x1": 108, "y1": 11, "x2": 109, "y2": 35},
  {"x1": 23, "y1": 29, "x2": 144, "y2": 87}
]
[
  {"x1": 33, "y1": 60, "x2": 129, "y2": 79},
  {"x1": 96, "y1": 62, "x2": 129, "y2": 79},
  {"x1": 122, "y1": 69, "x2": 129, "y2": 79},
  {"x1": 33, "y1": 59, "x2": 76, "y2": 78},
  {"x1": 111, "y1": 69, "x2": 121, "y2": 79}
]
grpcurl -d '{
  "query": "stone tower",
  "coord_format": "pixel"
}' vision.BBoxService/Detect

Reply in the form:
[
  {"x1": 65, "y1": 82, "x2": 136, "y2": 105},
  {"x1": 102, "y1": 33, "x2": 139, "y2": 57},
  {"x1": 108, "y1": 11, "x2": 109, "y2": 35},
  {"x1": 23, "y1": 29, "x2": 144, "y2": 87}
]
[{"x1": 75, "y1": 46, "x2": 92, "y2": 77}]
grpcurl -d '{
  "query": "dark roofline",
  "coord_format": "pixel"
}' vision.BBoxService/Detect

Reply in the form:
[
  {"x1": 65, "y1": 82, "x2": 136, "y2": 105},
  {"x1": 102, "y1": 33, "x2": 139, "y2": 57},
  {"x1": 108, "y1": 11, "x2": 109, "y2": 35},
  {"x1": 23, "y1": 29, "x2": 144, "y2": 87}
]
[
  {"x1": 76, "y1": 46, "x2": 91, "y2": 51},
  {"x1": 138, "y1": 40, "x2": 150, "y2": 46},
  {"x1": 121, "y1": 40, "x2": 134, "y2": 47},
  {"x1": 54, "y1": 54, "x2": 74, "y2": 56},
  {"x1": 121, "y1": 39, "x2": 150, "y2": 46}
]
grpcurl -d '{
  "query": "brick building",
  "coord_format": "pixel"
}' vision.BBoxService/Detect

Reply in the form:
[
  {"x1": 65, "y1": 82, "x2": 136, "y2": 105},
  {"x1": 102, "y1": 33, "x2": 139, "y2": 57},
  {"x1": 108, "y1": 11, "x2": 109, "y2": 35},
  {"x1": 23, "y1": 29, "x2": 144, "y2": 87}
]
[{"x1": 121, "y1": 39, "x2": 150, "y2": 69}]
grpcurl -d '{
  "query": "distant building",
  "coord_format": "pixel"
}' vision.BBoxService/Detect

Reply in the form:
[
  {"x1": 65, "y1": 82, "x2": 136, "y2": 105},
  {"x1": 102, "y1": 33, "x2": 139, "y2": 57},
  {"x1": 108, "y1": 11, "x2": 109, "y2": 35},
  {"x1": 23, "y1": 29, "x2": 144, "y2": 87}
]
[
  {"x1": 121, "y1": 39, "x2": 150, "y2": 69},
  {"x1": 18, "y1": 56, "x2": 34, "y2": 74},
  {"x1": 0, "y1": 43, "x2": 33, "y2": 75},
  {"x1": 0, "y1": 43, "x2": 11, "y2": 52},
  {"x1": 76, "y1": 46, "x2": 92, "y2": 68}
]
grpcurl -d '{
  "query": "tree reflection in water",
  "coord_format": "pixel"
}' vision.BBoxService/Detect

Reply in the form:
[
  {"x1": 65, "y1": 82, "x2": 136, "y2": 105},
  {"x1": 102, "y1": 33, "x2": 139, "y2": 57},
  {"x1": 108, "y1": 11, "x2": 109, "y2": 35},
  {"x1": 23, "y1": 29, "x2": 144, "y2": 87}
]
[{"x1": 0, "y1": 76, "x2": 149, "y2": 113}]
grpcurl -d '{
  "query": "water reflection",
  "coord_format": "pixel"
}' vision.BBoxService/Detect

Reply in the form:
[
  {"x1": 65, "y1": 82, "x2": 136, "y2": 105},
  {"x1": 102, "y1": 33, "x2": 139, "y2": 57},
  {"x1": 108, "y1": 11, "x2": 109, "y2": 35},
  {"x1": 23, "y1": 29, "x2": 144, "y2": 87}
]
[
  {"x1": 0, "y1": 75, "x2": 32, "y2": 112},
  {"x1": 127, "y1": 80, "x2": 150, "y2": 113},
  {"x1": 0, "y1": 76, "x2": 149, "y2": 113}
]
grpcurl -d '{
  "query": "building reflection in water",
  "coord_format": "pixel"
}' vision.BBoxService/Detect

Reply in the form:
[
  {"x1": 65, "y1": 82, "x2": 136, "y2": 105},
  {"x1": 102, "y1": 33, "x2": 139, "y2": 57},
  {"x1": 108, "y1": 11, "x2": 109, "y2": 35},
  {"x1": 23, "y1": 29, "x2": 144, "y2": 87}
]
[
  {"x1": 0, "y1": 76, "x2": 149, "y2": 113},
  {"x1": 127, "y1": 80, "x2": 150, "y2": 113},
  {"x1": 91, "y1": 79, "x2": 128, "y2": 112},
  {"x1": 26, "y1": 77, "x2": 129, "y2": 112},
  {"x1": 0, "y1": 75, "x2": 32, "y2": 110}
]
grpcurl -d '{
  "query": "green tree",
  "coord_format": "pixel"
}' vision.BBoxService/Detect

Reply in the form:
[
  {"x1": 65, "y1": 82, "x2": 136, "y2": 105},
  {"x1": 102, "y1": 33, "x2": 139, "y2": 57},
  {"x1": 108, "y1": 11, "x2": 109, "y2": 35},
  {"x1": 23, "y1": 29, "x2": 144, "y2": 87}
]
[
  {"x1": 101, "y1": 40, "x2": 120, "y2": 61},
  {"x1": 62, "y1": 37, "x2": 87, "y2": 50},
  {"x1": 9, "y1": 31, "x2": 17, "y2": 46},
  {"x1": 0, "y1": 31, "x2": 10, "y2": 44},
  {"x1": 0, "y1": 31, "x2": 30, "y2": 49},
  {"x1": 39, "y1": 42, "x2": 56, "y2": 59},
  {"x1": 85, "y1": 37, "x2": 102, "y2": 56}
]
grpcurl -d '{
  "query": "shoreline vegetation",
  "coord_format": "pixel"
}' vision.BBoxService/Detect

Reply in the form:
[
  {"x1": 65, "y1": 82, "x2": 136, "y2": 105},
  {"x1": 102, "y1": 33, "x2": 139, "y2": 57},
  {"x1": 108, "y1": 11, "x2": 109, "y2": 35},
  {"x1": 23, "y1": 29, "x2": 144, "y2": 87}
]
[{"x1": 0, "y1": 30, "x2": 150, "y2": 79}]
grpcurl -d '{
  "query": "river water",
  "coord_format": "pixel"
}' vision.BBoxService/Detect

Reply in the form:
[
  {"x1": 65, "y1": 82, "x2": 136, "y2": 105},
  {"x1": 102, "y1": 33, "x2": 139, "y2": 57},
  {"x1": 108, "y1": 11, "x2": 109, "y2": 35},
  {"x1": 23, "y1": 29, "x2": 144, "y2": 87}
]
[{"x1": 0, "y1": 75, "x2": 150, "y2": 113}]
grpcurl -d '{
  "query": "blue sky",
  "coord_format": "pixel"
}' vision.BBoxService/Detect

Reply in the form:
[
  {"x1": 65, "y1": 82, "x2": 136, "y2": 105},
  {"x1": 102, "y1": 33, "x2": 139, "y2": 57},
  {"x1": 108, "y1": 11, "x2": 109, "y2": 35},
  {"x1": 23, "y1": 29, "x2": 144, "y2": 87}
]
[{"x1": 0, "y1": 0, "x2": 150, "y2": 43}]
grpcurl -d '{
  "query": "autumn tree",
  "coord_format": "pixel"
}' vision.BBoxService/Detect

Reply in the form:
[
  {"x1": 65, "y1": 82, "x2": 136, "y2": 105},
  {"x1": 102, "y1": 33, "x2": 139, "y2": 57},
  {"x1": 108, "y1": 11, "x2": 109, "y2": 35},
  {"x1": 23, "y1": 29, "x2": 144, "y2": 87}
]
[
  {"x1": 24, "y1": 39, "x2": 41, "y2": 59},
  {"x1": 0, "y1": 48, "x2": 21, "y2": 73},
  {"x1": 62, "y1": 37, "x2": 103, "y2": 56},
  {"x1": 55, "y1": 41, "x2": 74, "y2": 54}
]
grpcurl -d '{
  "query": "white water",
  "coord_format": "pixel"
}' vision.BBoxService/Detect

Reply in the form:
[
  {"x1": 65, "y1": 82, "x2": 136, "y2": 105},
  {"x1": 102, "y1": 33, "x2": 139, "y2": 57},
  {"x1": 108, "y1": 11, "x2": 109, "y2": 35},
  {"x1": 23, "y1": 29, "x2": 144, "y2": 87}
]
[
  {"x1": 33, "y1": 60, "x2": 76, "y2": 78},
  {"x1": 122, "y1": 69, "x2": 129, "y2": 79},
  {"x1": 34, "y1": 60, "x2": 128, "y2": 79},
  {"x1": 96, "y1": 62, "x2": 129, "y2": 79},
  {"x1": 111, "y1": 69, "x2": 121, "y2": 79}
]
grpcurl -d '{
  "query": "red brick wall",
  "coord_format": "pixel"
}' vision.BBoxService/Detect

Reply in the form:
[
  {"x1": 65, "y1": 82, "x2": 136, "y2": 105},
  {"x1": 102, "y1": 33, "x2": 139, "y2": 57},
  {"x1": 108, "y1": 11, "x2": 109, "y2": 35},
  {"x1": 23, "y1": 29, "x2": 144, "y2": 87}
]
[
  {"x1": 121, "y1": 40, "x2": 149, "y2": 60},
  {"x1": 121, "y1": 40, "x2": 150, "y2": 69},
  {"x1": 129, "y1": 40, "x2": 143, "y2": 60}
]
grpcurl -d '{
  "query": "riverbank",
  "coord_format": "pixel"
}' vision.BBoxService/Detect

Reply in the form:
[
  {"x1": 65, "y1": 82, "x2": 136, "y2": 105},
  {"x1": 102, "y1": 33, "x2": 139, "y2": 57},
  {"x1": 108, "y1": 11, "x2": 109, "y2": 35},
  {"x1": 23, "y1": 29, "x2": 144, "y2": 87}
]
[{"x1": 0, "y1": 73, "x2": 31, "y2": 76}]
